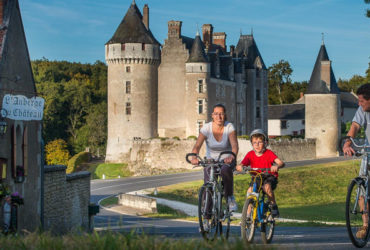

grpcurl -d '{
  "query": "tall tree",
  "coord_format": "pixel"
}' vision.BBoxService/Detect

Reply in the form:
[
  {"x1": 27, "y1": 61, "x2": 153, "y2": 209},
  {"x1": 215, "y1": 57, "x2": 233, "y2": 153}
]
[
  {"x1": 268, "y1": 60, "x2": 293, "y2": 104},
  {"x1": 366, "y1": 0, "x2": 370, "y2": 17}
]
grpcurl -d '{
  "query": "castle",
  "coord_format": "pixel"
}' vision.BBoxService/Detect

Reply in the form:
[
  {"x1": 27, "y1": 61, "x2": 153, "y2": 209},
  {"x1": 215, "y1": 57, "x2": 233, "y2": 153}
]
[{"x1": 105, "y1": 1, "x2": 268, "y2": 162}]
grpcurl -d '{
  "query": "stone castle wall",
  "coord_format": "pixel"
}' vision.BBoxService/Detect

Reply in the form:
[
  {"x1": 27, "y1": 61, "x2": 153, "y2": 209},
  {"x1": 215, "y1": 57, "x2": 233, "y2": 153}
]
[
  {"x1": 43, "y1": 166, "x2": 90, "y2": 234},
  {"x1": 128, "y1": 138, "x2": 316, "y2": 175}
]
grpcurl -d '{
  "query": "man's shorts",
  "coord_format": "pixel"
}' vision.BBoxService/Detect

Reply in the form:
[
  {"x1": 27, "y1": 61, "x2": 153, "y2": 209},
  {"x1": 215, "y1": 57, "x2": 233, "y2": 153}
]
[{"x1": 249, "y1": 175, "x2": 278, "y2": 191}]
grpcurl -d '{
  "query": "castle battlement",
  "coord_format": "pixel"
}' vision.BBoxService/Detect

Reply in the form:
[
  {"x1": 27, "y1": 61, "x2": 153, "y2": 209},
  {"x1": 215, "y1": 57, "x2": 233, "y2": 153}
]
[{"x1": 105, "y1": 43, "x2": 160, "y2": 63}]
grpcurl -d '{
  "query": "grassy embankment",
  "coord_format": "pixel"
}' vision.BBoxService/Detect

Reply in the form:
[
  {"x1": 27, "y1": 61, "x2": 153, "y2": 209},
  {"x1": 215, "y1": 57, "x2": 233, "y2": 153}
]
[
  {"x1": 83, "y1": 162, "x2": 132, "y2": 179},
  {"x1": 153, "y1": 159, "x2": 360, "y2": 224},
  {"x1": 0, "y1": 231, "x2": 272, "y2": 250}
]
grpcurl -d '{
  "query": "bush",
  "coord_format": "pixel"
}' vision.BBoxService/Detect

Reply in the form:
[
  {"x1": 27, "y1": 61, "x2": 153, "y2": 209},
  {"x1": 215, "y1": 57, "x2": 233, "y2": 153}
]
[
  {"x1": 172, "y1": 136, "x2": 180, "y2": 140},
  {"x1": 45, "y1": 139, "x2": 70, "y2": 166},
  {"x1": 187, "y1": 135, "x2": 197, "y2": 140},
  {"x1": 67, "y1": 151, "x2": 90, "y2": 174},
  {"x1": 237, "y1": 135, "x2": 250, "y2": 140}
]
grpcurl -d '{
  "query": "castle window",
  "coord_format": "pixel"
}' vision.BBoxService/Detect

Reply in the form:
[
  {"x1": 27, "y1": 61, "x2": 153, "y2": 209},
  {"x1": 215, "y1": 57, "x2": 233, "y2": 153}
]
[
  {"x1": 300, "y1": 129, "x2": 305, "y2": 135},
  {"x1": 200, "y1": 66, "x2": 203, "y2": 71},
  {"x1": 142, "y1": 43, "x2": 145, "y2": 50},
  {"x1": 126, "y1": 81, "x2": 131, "y2": 94},
  {"x1": 281, "y1": 120, "x2": 287, "y2": 129},
  {"x1": 197, "y1": 120, "x2": 205, "y2": 134},
  {"x1": 198, "y1": 99, "x2": 204, "y2": 114},
  {"x1": 126, "y1": 102, "x2": 131, "y2": 115},
  {"x1": 302, "y1": 120, "x2": 305, "y2": 125},
  {"x1": 256, "y1": 107, "x2": 260, "y2": 118},
  {"x1": 256, "y1": 89, "x2": 260, "y2": 101},
  {"x1": 121, "y1": 44, "x2": 125, "y2": 51},
  {"x1": 256, "y1": 69, "x2": 260, "y2": 77},
  {"x1": 198, "y1": 80, "x2": 204, "y2": 93},
  {"x1": 293, "y1": 131, "x2": 298, "y2": 136},
  {"x1": 126, "y1": 66, "x2": 131, "y2": 73}
]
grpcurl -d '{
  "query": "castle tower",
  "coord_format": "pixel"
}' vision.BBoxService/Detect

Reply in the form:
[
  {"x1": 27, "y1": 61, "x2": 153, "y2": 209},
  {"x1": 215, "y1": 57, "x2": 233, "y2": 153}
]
[
  {"x1": 185, "y1": 32, "x2": 210, "y2": 136},
  {"x1": 235, "y1": 34, "x2": 268, "y2": 135},
  {"x1": 105, "y1": 2, "x2": 161, "y2": 162},
  {"x1": 305, "y1": 42, "x2": 340, "y2": 158}
]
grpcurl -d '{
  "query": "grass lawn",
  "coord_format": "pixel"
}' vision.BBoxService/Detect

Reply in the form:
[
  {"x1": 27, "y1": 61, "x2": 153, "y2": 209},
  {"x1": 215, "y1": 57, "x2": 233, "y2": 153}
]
[
  {"x1": 154, "y1": 159, "x2": 361, "y2": 224},
  {"x1": 91, "y1": 163, "x2": 132, "y2": 179}
]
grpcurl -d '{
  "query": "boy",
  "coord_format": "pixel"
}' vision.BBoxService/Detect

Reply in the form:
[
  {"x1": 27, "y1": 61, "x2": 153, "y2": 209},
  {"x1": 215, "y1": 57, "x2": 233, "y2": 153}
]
[{"x1": 236, "y1": 129, "x2": 285, "y2": 217}]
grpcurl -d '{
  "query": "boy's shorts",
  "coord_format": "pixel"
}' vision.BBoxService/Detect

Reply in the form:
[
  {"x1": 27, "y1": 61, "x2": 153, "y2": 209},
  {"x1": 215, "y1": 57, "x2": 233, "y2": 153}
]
[{"x1": 249, "y1": 175, "x2": 278, "y2": 191}]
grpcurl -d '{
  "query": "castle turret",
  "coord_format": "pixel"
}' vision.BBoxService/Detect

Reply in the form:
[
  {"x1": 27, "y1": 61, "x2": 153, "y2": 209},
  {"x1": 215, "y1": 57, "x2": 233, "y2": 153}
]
[
  {"x1": 105, "y1": 2, "x2": 161, "y2": 162},
  {"x1": 185, "y1": 32, "x2": 210, "y2": 136},
  {"x1": 305, "y1": 42, "x2": 340, "y2": 158}
]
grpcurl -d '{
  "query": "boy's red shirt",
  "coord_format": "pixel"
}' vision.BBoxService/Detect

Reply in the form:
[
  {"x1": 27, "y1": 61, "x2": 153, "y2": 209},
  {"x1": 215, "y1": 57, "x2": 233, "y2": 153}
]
[{"x1": 241, "y1": 149, "x2": 278, "y2": 178}]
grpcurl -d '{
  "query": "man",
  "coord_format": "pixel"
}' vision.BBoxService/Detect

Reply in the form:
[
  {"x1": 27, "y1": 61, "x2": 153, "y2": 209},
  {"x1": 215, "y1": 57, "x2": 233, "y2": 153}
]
[{"x1": 343, "y1": 83, "x2": 370, "y2": 239}]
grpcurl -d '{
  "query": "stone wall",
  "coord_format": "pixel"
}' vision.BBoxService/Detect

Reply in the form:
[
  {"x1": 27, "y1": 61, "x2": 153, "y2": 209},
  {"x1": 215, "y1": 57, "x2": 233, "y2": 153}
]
[
  {"x1": 43, "y1": 165, "x2": 90, "y2": 234},
  {"x1": 128, "y1": 138, "x2": 316, "y2": 175}
]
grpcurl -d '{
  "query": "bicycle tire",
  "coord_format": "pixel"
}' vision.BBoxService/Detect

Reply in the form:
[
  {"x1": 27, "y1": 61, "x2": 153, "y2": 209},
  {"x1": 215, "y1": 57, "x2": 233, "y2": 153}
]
[
  {"x1": 346, "y1": 178, "x2": 370, "y2": 248},
  {"x1": 241, "y1": 198, "x2": 256, "y2": 243},
  {"x1": 198, "y1": 185, "x2": 220, "y2": 240},
  {"x1": 261, "y1": 203, "x2": 275, "y2": 244},
  {"x1": 221, "y1": 194, "x2": 231, "y2": 240}
]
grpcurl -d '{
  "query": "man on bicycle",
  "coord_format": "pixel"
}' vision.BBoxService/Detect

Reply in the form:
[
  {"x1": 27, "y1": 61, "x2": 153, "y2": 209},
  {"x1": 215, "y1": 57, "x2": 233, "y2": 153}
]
[{"x1": 343, "y1": 83, "x2": 370, "y2": 239}]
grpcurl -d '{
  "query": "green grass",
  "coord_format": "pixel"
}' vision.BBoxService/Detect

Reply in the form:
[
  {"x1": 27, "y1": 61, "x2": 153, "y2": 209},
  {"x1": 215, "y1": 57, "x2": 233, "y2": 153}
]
[
  {"x1": 94, "y1": 163, "x2": 132, "y2": 179},
  {"x1": 154, "y1": 159, "x2": 361, "y2": 224},
  {"x1": 0, "y1": 231, "x2": 273, "y2": 249},
  {"x1": 145, "y1": 204, "x2": 193, "y2": 219},
  {"x1": 99, "y1": 196, "x2": 118, "y2": 207}
]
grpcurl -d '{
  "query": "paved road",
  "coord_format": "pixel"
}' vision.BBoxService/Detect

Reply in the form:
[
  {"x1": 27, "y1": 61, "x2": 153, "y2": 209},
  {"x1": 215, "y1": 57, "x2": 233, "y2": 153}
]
[{"x1": 91, "y1": 156, "x2": 362, "y2": 249}]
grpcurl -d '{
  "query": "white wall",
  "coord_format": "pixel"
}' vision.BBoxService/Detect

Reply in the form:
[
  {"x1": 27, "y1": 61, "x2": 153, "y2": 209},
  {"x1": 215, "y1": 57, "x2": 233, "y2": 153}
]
[{"x1": 268, "y1": 119, "x2": 305, "y2": 136}]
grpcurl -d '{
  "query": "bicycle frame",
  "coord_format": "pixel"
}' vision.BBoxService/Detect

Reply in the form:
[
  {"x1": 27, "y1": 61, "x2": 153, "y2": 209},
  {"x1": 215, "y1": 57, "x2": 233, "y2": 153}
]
[{"x1": 247, "y1": 181, "x2": 267, "y2": 224}]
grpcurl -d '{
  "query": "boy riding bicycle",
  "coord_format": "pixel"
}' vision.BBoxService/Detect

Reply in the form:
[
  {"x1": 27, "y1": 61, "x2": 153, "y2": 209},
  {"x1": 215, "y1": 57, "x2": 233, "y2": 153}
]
[{"x1": 236, "y1": 129, "x2": 285, "y2": 217}]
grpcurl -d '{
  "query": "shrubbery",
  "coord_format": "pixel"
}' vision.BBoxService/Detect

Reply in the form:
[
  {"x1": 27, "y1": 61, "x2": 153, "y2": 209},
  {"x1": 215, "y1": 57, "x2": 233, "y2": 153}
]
[
  {"x1": 45, "y1": 139, "x2": 70, "y2": 166},
  {"x1": 67, "y1": 151, "x2": 90, "y2": 174}
]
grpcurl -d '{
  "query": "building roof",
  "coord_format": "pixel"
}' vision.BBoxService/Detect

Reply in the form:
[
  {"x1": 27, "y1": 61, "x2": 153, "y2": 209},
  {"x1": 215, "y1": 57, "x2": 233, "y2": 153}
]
[
  {"x1": 235, "y1": 35, "x2": 266, "y2": 70},
  {"x1": 306, "y1": 44, "x2": 340, "y2": 94},
  {"x1": 187, "y1": 33, "x2": 208, "y2": 63},
  {"x1": 106, "y1": 2, "x2": 160, "y2": 45},
  {"x1": 340, "y1": 91, "x2": 358, "y2": 108},
  {"x1": 180, "y1": 35, "x2": 194, "y2": 50},
  {"x1": 268, "y1": 104, "x2": 305, "y2": 120}
]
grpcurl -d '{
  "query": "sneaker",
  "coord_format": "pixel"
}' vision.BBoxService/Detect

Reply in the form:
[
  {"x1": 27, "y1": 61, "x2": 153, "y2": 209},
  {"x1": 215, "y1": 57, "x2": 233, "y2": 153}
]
[
  {"x1": 356, "y1": 226, "x2": 368, "y2": 239},
  {"x1": 270, "y1": 204, "x2": 280, "y2": 218},
  {"x1": 228, "y1": 196, "x2": 238, "y2": 212},
  {"x1": 202, "y1": 219, "x2": 209, "y2": 232}
]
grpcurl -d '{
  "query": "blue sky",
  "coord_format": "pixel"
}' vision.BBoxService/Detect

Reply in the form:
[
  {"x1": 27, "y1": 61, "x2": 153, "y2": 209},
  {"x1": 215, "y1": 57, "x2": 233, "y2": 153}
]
[{"x1": 19, "y1": 0, "x2": 370, "y2": 82}]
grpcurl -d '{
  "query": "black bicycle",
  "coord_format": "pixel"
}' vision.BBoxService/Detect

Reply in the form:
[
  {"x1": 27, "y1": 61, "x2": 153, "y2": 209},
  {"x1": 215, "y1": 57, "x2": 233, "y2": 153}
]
[
  {"x1": 344, "y1": 137, "x2": 370, "y2": 248},
  {"x1": 186, "y1": 151, "x2": 236, "y2": 240}
]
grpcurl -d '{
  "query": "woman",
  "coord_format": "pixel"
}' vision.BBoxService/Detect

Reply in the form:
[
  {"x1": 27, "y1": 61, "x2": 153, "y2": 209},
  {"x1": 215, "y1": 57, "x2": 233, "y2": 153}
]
[{"x1": 191, "y1": 103, "x2": 239, "y2": 211}]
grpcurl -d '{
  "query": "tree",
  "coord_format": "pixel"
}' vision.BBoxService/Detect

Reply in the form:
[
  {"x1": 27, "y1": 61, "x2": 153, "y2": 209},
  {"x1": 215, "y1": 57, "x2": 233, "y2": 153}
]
[
  {"x1": 366, "y1": 0, "x2": 370, "y2": 18},
  {"x1": 45, "y1": 139, "x2": 70, "y2": 166},
  {"x1": 268, "y1": 60, "x2": 293, "y2": 104}
]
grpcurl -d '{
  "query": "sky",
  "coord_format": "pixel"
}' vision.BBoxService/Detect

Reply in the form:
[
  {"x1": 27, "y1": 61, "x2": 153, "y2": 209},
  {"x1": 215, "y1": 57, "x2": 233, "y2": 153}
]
[{"x1": 19, "y1": 0, "x2": 370, "y2": 82}]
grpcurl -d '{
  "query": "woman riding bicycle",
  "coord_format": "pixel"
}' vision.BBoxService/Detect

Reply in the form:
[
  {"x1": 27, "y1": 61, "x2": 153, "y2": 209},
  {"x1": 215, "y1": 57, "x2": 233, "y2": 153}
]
[{"x1": 190, "y1": 103, "x2": 239, "y2": 211}]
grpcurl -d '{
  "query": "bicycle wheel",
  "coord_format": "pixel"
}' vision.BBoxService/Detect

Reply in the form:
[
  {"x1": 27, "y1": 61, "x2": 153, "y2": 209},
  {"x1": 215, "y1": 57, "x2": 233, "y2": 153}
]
[
  {"x1": 261, "y1": 203, "x2": 275, "y2": 244},
  {"x1": 346, "y1": 178, "x2": 370, "y2": 248},
  {"x1": 220, "y1": 194, "x2": 231, "y2": 239},
  {"x1": 241, "y1": 198, "x2": 256, "y2": 243},
  {"x1": 198, "y1": 185, "x2": 220, "y2": 240}
]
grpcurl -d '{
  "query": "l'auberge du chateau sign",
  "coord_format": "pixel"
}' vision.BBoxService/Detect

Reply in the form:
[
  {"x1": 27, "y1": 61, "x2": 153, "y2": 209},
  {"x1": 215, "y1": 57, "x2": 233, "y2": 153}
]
[{"x1": 2, "y1": 94, "x2": 45, "y2": 121}]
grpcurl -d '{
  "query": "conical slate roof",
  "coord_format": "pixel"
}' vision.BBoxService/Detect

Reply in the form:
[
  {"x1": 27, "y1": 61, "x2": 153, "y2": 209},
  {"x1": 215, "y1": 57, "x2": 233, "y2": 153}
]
[
  {"x1": 306, "y1": 44, "x2": 340, "y2": 94},
  {"x1": 187, "y1": 33, "x2": 208, "y2": 63},
  {"x1": 235, "y1": 35, "x2": 266, "y2": 69},
  {"x1": 106, "y1": 2, "x2": 160, "y2": 45}
]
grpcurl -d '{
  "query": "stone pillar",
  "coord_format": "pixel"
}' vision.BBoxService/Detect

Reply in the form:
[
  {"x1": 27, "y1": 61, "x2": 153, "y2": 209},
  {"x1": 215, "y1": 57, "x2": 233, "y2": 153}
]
[{"x1": 305, "y1": 94, "x2": 340, "y2": 158}]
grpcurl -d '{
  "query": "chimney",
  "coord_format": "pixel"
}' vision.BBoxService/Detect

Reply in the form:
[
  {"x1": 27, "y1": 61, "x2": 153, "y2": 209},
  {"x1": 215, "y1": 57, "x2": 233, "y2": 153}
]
[
  {"x1": 0, "y1": 0, "x2": 4, "y2": 25},
  {"x1": 168, "y1": 20, "x2": 182, "y2": 39},
  {"x1": 213, "y1": 32, "x2": 226, "y2": 52},
  {"x1": 321, "y1": 60, "x2": 331, "y2": 90},
  {"x1": 230, "y1": 45, "x2": 235, "y2": 57},
  {"x1": 143, "y1": 4, "x2": 149, "y2": 30},
  {"x1": 202, "y1": 24, "x2": 213, "y2": 49}
]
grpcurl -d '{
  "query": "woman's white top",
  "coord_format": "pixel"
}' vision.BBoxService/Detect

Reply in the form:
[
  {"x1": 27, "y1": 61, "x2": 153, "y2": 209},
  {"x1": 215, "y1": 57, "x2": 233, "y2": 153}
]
[{"x1": 200, "y1": 121, "x2": 235, "y2": 160}]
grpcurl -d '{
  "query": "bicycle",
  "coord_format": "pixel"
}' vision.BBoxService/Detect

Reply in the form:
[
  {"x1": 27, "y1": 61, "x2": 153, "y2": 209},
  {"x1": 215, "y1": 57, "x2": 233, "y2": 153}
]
[
  {"x1": 344, "y1": 136, "x2": 370, "y2": 248},
  {"x1": 240, "y1": 167, "x2": 275, "y2": 244},
  {"x1": 186, "y1": 151, "x2": 236, "y2": 240}
]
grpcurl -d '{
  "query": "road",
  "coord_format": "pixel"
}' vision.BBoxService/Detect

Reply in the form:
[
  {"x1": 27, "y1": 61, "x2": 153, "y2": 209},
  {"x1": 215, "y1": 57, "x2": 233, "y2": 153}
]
[{"x1": 91, "y1": 156, "x2": 361, "y2": 249}]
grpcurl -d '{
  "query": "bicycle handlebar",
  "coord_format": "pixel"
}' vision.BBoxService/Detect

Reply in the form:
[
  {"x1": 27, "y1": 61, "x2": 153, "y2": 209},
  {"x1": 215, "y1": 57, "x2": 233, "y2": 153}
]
[
  {"x1": 185, "y1": 151, "x2": 236, "y2": 167},
  {"x1": 343, "y1": 136, "x2": 370, "y2": 157}
]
